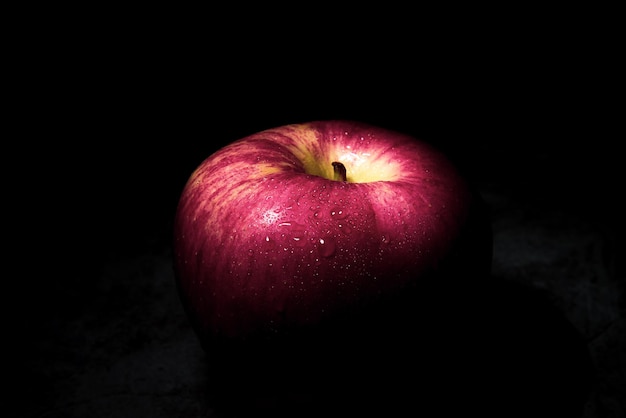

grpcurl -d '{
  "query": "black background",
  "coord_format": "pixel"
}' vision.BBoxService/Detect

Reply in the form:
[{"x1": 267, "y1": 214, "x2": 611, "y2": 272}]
[{"x1": 13, "y1": 11, "x2": 623, "y2": 418}]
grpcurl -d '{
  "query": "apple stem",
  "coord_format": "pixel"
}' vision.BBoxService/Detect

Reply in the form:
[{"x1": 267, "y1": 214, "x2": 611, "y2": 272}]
[{"x1": 332, "y1": 161, "x2": 347, "y2": 182}]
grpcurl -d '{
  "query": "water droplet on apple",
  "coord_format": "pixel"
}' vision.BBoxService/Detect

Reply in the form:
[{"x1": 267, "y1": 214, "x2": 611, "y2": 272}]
[
  {"x1": 317, "y1": 190, "x2": 330, "y2": 203},
  {"x1": 338, "y1": 223, "x2": 352, "y2": 234},
  {"x1": 330, "y1": 207, "x2": 348, "y2": 220},
  {"x1": 260, "y1": 235, "x2": 274, "y2": 253},
  {"x1": 318, "y1": 236, "x2": 336, "y2": 257},
  {"x1": 292, "y1": 233, "x2": 308, "y2": 247},
  {"x1": 279, "y1": 221, "x2": 308, "y2": 247},
  {"x1": 381, "y1": 235, "x2": 390, "y2": 244}
]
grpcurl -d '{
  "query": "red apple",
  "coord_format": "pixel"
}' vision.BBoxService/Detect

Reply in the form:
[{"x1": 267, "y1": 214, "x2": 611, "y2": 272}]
[{"x1": 172, "y1": 120, "x2": 492, "y2": 412}]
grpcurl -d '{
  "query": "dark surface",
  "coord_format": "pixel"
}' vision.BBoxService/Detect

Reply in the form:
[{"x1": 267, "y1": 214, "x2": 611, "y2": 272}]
[{"x1": 15, "y1": 17, "x2": 623, "y2": 418}]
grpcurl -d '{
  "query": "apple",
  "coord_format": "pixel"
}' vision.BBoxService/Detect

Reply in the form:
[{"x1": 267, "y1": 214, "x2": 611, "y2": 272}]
[{"x1": 172, "y1": 120, "x2": 492, "y2": 413}]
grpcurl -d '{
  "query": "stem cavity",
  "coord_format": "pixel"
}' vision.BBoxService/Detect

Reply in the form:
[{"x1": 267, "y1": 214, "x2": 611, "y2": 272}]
[{"x1": 332, "y1": 161, "x2": 347, "y2": 182}]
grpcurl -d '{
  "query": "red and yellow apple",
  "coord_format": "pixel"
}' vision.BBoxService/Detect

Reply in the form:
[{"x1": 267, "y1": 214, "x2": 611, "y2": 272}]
[{"x1": 172, "y1": 120, "x2": 492, "y2": 411}]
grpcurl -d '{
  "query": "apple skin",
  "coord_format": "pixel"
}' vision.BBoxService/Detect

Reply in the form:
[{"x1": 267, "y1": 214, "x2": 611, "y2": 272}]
[{"x1": 172, "y1": 120, "x2": 492, "y2": 412}]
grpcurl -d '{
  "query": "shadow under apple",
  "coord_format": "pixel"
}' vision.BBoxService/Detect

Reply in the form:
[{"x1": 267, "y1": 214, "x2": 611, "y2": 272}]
[{"x1": 200, "y1": 275, "x2": 594, "y2": 418}]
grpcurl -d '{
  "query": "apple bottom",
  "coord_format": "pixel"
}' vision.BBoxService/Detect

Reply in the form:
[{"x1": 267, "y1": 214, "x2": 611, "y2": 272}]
[{"x1": 201, "y1": 279, "x2": 461, "y2": 415}]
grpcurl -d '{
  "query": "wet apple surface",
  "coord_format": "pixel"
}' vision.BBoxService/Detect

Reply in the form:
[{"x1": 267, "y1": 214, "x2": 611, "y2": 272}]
[{"x1": 173, "y1": 121, "x2": 492, "y2": 345}]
